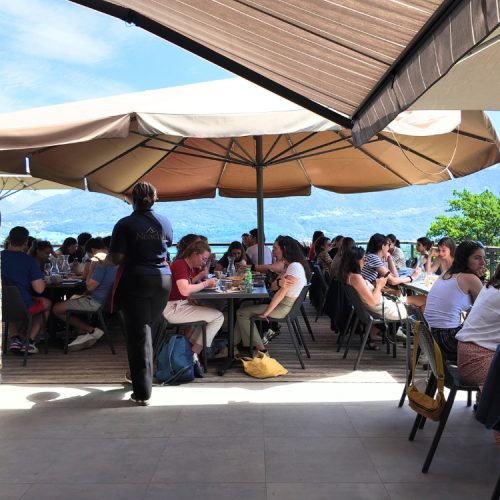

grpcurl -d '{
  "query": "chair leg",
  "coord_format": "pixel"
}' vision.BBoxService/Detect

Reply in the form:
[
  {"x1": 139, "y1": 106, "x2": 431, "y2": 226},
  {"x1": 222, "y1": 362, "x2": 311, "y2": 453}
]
[
  {"x1": 98, "y1": 311, "x2": 115, "y2": 355},
  {"x1": 422, "y1": 388, "x2": 458, "y2": 473},
  {"x1": 467, "y1": 389, "x2": 472, "y2": 407},
  {"x1": 3, "y1": 321, "x2": 9, "y2": 355},
  {"x1": 300, "y1": 305, "x2": 315, "y2": 341},
  {"x1": 342, "y1": 317, "x2": 358, "y2": 359},
  {"x1": 201, "y1": 323, "x2": 207, "y2": 370},
  {"x1": 409, "y1": 376, "x2": 435, "y2": 441},
  {"x1": 353, "y1": 320, "x2": 373, "y2": 371},
  {"x1": 337, "y1": 308, "x2": 354, "y2": 352},
  {"x1": 293, "y1": 319, "x2": 310, "y2": 358},
  {"x1": 64, "y1": 311, "x2": 72, "y2": 354},
  {"x1": 23, "y1": 317, "x2": 33, "y2": 367},
  {"x1": 491, "y1": 470, "x2": 500, "y2": 500},
  {"x1": 286, "y1": 317, "x2": 305, "y2": 369}
]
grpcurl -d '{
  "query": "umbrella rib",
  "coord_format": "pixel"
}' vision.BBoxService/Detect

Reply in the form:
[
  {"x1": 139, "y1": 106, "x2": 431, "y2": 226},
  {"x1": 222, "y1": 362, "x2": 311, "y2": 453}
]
[
  {"x1": 261, "y1": 135, "x2": 284, "y2": 164},
  {"x1": 209, "y1": 138, "x2": 255, "y2": 164},
  {"x1": 85, "y1": 136, "x2": 154, "y2": 177},
  {"x1": 145, "y1": 137, "x2": 252, "y2": 165},
  {"x1": 215, "y1": 138, "x2": 235, "y2": 187},
  {"x1": 284, "y1": 136, "x2": 312, "y2": 185},
  {"x1": 379, "y1": 134, "x2": 453, "y2": 168},
  {"x1": 454, "y1": 129, "x2": 497, "y2": 144},
  {"x1": 143, "y1": 144, "x2": 250, "y2": 166},
  {"x1": 265, "y1": 131, "x2": 319, "y2": 163},
  {"x1": 345, "y1": 136, "x2": 413, "y2": 186},
  {"x1": 268, "y1": 134, "x2": 353, "y2": 164}
]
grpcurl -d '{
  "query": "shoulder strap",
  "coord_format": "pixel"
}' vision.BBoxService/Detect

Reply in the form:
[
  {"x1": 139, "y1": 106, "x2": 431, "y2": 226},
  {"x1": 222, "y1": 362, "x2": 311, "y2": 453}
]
[
  {"x1": 410, "y1": 321, "x2": 445, "y2": 395},
  {"x1": 161, "y1": 365, "x2": 192, "y2": 386}
]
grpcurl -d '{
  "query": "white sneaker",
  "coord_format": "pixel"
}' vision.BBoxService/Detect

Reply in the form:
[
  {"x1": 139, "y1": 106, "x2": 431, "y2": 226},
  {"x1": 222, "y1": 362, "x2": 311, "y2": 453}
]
[
  {"x1": 396, "y1": 327, "x2": 406, "y2": 340},
  {"x1": 68, "y1": 333, "x2": 97, "y2": 352},
  {"x1": 91, "y1": 327, "x2": 105, "y2": 340}
]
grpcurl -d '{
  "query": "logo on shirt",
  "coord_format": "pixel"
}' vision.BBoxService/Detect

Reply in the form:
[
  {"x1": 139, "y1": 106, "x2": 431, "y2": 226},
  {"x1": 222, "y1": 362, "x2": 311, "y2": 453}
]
[{"x1": 136, "y1": 227, "x2": 161, "y2": 241}]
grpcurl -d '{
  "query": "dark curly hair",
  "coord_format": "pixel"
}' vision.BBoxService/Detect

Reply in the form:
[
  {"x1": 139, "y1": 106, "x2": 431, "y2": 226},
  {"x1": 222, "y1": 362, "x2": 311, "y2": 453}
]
[{"x1": 275, "y1": 235, "x2": 310, "y2": 276}]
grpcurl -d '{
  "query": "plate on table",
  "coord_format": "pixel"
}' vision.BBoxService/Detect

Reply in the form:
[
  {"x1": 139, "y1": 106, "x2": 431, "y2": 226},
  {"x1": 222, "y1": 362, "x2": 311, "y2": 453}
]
[{"x1": 60, "y1": 279, "x2": 83, "y2": 285}]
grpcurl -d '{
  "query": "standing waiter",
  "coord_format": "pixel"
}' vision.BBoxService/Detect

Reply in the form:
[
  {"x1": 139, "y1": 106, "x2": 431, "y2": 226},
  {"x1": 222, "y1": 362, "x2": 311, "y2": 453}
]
[{"x1": 110, "y1": 182, "x2": 173, "y2": 406}]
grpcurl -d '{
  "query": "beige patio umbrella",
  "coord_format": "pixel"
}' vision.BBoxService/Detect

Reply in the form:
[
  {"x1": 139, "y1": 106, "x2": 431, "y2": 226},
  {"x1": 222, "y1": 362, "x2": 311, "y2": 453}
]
[
  {"x1": 0, "y1": 173, "x2": 69, "y2": 201},
  {"x1": 0, "y1": 78, "x2": 499, "y2": 261}
]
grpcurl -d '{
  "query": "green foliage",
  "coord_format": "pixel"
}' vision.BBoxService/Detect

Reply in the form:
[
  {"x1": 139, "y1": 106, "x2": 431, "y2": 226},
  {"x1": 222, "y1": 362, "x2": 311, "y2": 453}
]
[{"x1": 427, "y1": 189, "x2": 500, "y2": 246}]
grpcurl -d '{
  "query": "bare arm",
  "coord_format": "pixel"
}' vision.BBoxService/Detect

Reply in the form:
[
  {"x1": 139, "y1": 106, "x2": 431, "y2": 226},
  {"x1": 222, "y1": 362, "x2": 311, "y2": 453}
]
[
  {"x1": 31, "y1": 278, "x2": 45, "y2": 294},
  {"x1": 350, "y1": 274, "x2": 385, "y2": 308},
  {"x1": 385, "y1": 265, "x2": 421, "y2": 286},
  {"x1": 176, "y1": 277, "x2": 217, "y2": 297},
  {"x1": 458, "y1": 274, "x2": 484, "y2": 302},
  {"x1": 261, "y1": 274, "x2": 298, "y2": 317},
  {"x1": 255, "y1": 260, "x2": 285, "y2": 274},
  {"x1": 86, "y1": 278, "x2": 100, "y2": 293}
]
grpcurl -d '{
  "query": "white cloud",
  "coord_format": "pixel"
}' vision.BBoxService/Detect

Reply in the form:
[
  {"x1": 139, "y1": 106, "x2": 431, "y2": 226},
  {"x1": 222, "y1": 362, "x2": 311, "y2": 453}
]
[{"x1": 0, "y1": 0, "x2": 124, "y2": 65}]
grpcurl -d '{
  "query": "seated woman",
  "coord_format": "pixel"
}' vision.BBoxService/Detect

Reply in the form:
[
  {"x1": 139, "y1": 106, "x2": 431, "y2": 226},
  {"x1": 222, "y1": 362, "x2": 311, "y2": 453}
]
[
  {"x1": 27, "y1": 239, "x2": 54, "y2": 272},
  {"x1": 314, "y1": 236, "x2": 332, "y2": 275},
  {"x1": 340, "y1": 246, "x2": 425, "y2": 350},
  {"x1": 456, "y1": 263, "x2": 500, "y2": 400},
  {"x1": 362, "y1": 233, "x2": 421, "y2": 286},
  {"x1": 424, "y1": 240, "x2": 486, "y2": 363},
  {"x1": 162, "y1": 240, "x2": 223, "y2": 374},
  {"x1": 81, "y1": 237, "x2": 107, "y2": 280},
  {"x1": 330, "y1": 236, "x2": 355, "y2": 280},
  {"x1": 429, "y1": 236, "x2": 455, "y2": 275},
  {"x1": 215, "y1": 241, "x2": 247, "y2": 273},
  {"x1": 415, "y1": 236, "x2": 433, "y2": 271},
  {"x1": 308, "y1": 230, "x2": 324, "y2": 260},
  {"x1": 386, "y1": 234, "x2": 406, "y2": 271},
  {"x1": 56, "y1": 236, "x2": 78, "y2": 263},
  {"x1": 52, "y1": 240, "x2": 117, "y2": 352},
  {"x1": 234, "y1": 236, "x2": 308, "y2": 355}
]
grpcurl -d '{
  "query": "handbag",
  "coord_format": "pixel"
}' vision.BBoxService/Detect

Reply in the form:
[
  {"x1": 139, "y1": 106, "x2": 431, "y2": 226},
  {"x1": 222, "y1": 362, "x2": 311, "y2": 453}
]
[
  {"x1": 406, "y1": 321, "x2": 446, "y2": 421},
  {"x1": 240, "y1": 351, "x2": 288, "y2": 379},
  {"x1": 156, "y1": 335, "x2": 195, "y2": 385}
]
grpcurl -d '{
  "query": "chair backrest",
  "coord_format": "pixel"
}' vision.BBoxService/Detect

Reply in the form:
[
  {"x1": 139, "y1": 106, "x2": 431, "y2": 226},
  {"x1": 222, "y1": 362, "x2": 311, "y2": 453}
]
[
  {"x1": 312, "y1": 263, "x2": 329, "y2": 290},
  {"x1": 287, "y1": 285, "x2": 311, "y2": 321},
  {"x1": 2, "y1": 286, "x2": 30, "y2": 323},
  {"x1": 343, "y1": 283, "x2": 374, "y2": 326},
  {"x1": 407, "y1": 311, "x2": 442, "y2": 380}
]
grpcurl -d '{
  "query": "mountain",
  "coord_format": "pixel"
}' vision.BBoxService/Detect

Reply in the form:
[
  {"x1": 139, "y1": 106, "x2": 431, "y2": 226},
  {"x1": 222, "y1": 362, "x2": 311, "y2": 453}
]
[{"x1": 1, "y1": 166, "x2": 499, "y2": 244}]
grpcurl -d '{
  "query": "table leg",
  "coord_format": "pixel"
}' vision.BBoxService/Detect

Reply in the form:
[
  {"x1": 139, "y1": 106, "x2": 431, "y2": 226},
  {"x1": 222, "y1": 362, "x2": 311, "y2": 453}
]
[{"x1": 217, "y1": 299, "x2": 236, "y2": 376}]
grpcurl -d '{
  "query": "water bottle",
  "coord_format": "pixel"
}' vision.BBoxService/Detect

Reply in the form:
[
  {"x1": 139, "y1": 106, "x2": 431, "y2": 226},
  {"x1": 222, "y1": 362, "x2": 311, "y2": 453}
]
[
  {"x1": 227, "y1": 256, "x2": 236, "y2": 277},
  {"x1": 245, "y1": 268, "x2": 253, "y2": 292}
]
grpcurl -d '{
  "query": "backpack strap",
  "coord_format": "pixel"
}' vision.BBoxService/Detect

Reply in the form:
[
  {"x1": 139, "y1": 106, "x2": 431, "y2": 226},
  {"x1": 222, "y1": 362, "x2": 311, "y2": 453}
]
[{"x1": 160, "y1": 365, "x2": 192, "y2": 386}]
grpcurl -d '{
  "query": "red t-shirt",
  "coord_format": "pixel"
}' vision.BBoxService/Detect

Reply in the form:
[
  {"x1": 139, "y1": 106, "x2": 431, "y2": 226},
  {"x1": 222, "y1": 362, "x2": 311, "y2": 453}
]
[{"x1": 169, "y1": 259, "x2": 193, "y2": 301}]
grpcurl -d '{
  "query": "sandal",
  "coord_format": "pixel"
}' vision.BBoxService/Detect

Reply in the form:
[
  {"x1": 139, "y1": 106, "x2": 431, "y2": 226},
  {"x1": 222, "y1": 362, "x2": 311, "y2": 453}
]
[{"x1": 366, "y1": 341, "x2": 380, "y2": 351}]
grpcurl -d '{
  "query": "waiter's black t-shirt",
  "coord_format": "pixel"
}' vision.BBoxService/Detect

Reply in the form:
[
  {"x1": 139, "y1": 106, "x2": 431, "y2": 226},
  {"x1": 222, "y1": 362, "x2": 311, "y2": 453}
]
[{"x1": 110, "y1": 209, "x2": 173, "y2": 274}]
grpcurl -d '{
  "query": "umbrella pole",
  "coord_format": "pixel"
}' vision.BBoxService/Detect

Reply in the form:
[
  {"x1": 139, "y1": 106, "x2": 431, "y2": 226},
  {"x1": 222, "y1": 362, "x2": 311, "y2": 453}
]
[{"x1": 255, "y1": 136, "x2": 264, "y2": 265}]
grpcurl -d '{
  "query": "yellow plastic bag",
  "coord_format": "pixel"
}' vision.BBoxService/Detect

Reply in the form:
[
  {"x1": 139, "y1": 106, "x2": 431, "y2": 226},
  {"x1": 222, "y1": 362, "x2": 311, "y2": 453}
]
[{"x1": 241, "y1": 351, "x2": 288, "y2": 379}]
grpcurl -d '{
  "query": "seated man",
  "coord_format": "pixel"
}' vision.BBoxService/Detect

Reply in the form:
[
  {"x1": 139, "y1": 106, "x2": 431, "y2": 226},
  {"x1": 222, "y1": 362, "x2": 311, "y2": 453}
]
[
  {"x1": 1, "y1": 226, "x2": 52, "y2": 354},
  {"x1": 245, "y1": 228, "x2": 273, "y2": 266},
  {"x1": 52, "y1": 238, "x2": 117, "y2": 352}
]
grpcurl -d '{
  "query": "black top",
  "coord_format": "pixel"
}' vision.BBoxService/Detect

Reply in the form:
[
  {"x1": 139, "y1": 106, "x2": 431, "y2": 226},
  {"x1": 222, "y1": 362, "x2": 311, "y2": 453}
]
[{"x1": 110, "y1": 209, "x2": 173, "y2": 274}]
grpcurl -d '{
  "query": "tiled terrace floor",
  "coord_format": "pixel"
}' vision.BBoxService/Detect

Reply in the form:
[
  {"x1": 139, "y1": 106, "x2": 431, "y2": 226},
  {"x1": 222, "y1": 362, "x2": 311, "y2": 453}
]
[{"x1": 0, "y1": 381, "x2": 498, "y2": 500}]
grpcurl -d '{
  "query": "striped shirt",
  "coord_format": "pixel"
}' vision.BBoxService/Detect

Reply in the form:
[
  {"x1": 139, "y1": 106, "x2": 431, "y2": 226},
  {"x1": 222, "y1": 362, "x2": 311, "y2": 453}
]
[{"x1": 361, "y1": 253, "x2": 386, "y2": 283}]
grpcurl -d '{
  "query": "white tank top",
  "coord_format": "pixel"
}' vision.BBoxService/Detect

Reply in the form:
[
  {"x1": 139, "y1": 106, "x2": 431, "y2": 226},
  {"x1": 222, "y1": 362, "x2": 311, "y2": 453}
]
[{"x1": 424, "y1": 274, "x2": 472, "y2": 328}]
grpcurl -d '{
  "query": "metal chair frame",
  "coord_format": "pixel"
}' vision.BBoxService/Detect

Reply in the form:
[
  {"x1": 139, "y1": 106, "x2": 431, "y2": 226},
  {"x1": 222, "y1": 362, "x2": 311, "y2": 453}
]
[
  {"x1": 249, "y1": 285, "x2": 311, "y2": 369},
  {"x1": 2, "y1": 285, "x2": 48, "y2": 366}
]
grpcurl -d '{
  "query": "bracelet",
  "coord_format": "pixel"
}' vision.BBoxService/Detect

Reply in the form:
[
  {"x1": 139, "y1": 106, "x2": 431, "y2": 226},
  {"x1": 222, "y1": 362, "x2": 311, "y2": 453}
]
[{"x1": 408, "y1": 276, "x2": 413, "y2": 283}]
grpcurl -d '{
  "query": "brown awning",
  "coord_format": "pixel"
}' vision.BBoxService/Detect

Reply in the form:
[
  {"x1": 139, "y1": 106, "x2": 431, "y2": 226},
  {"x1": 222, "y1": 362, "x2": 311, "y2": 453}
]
[{"x1": 70, "y1": 0, "x2": 500, "y2": 146}]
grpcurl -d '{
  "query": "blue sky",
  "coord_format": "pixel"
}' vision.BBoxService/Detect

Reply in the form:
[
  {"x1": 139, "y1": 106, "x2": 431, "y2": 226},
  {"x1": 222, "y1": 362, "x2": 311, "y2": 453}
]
[{"x1": 0, "y1": 0, "x2": 232, "y2": 112}]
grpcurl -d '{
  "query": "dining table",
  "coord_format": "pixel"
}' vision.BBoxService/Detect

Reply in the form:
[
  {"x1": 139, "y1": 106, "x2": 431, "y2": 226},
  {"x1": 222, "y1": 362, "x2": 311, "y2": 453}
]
[{"x1": 191, "y1": 284, "x2": 269, "y2": 375}]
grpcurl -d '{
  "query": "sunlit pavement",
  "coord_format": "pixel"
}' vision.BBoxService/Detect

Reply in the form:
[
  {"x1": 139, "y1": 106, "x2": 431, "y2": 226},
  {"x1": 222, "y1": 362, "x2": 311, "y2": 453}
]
[{"x1": 0, "y1": 382, "x2": 498, "y2": 500}]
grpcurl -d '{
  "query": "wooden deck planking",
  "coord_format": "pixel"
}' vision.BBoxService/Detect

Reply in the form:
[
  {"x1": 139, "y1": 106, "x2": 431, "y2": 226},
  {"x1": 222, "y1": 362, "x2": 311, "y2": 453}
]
[{"x1": 1, "y1": 304, "x2": 408, "y2": 385}]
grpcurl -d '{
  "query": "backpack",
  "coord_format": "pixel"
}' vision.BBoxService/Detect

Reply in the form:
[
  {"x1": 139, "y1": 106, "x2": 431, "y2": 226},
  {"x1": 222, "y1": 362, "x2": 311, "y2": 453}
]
[{"x1": 156, "y1": 335, "x2": 195, "y2": 385}]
